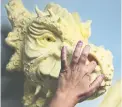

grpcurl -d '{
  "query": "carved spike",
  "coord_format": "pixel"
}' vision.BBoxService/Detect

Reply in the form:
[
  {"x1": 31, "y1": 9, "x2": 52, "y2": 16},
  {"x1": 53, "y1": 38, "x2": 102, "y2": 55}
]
[
  {"x1": 35, "y1": 6, "x2": 44, "y2": 17},
  {"x1": 46, "y1": 90, "x2": 52, "y2": 98},
  {"x1": 34, "y1": 85, "x2": 41, "y2": 95},
  {"x1": 47, "y1": 9, "x2": 55, "y2": 17},
  {"x1": 72, "y1": 12, "x2": 81, "y2": 24},
  {"x1": 57, "y1": 17, "x2": 61, "y2": 23},
  {"x1": 31, "y1": 85, "x2": 42, "y2": 104},
  {"x1": 80, "y1": 20, "x2": 92, "y2": 38},
  {"x1": 5, "y1": 0, "x2": 31, "y2": 26},
  {"x1": 5, "y1": 4, "x2": 11, "y2": 14},
  {"x1": 85, "y1": 20, "x2": 92, "y2": 28}
]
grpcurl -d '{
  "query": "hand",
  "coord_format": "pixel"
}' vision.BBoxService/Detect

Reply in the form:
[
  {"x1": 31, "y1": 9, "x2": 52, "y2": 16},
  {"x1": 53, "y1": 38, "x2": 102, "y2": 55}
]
[
  {"x1": 49, "y1": 41, "x2": 104, "y2": 107},
  {"x1": 57, "y1": 41, "x2": 104, "y2": 102}
]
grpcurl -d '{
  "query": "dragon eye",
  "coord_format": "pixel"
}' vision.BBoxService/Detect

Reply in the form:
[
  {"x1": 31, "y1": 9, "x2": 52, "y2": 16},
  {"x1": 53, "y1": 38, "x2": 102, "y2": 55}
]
[
  {"x1": 46, "y1": 37, "x2": 51, "y2": 42},
  {"x1": 44, "y1": 34, "x2": 56, "y2": 42}
]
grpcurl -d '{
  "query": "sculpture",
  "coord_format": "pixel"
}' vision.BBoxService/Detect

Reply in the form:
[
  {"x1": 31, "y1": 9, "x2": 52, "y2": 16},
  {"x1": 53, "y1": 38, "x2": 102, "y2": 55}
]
[
  {"x1": 5, "y1": 0, "x2": 114, "y2": 106},
  {"x1": 99, "y1": 80, "x2": 122, "y2": 107}
]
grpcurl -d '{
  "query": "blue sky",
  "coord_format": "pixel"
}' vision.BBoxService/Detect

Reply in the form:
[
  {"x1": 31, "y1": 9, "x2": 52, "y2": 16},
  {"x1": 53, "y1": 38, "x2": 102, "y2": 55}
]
[{"x1": 1, "y1": 0, "x2": 121, "y2": 107}]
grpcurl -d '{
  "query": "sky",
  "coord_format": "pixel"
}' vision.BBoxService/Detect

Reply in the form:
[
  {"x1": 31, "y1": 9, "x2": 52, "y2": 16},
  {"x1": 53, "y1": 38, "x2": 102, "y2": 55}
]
[{"x1": 1, "y1": 0, "x2": 121, "y2": 107}]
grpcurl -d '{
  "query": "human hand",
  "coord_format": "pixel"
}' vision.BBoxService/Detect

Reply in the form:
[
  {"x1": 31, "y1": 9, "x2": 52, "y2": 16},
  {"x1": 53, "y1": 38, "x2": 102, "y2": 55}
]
[
  {"x1": 49, "y1": 41, "x2": 104, "y2": 107},
  {"x1": 56, "y1": 41, "x2": 104, "y2": 104}
]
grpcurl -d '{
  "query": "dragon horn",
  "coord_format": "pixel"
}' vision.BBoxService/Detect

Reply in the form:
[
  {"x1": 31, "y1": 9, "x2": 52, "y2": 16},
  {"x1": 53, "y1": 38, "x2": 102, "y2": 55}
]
[{"x1": 5, "y1": 0, "x2": 32, "y2": 27}]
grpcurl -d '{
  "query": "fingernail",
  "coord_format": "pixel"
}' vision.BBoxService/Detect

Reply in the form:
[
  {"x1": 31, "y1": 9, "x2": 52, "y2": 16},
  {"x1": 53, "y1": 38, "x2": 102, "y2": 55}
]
[
  {"x1": 63, "y1": 46, "x2": 67, "y2": 49},
  {"x1": 62, "y1": 46, "x2": 67, "y2": 52},
  {"x1": 78, "y1": 40, "x2": 83, "y2": 45},
  {"x1": 62, "y1": 46, "x2": 65, "y2": 49},
  {"x1": 63, "y1": 46, "x2": 65, "y2": 48},
  {"x1": 62, "y1": 46, "x2": 65, "y2": 52}
]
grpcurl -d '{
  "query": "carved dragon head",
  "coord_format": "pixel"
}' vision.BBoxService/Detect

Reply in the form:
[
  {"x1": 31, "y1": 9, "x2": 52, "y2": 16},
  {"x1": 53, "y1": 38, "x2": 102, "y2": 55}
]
[{"x1": 5, "y1": 0, "x2": 114, "y2": 104}]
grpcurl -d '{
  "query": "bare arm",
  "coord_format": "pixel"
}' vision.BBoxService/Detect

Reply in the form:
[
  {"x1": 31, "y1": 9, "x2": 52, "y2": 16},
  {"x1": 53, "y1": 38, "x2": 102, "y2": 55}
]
[{"x1": 49, "y1": 41, "x2": 104, "y2": 107}]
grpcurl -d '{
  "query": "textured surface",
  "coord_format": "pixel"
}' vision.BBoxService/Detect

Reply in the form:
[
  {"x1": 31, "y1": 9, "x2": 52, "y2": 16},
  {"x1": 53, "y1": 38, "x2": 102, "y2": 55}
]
[
  {"x1": 99, "y1": 80, "x2": 122, "y2": 107},
  {"x1": 4, "y1": 0, "x2": 114, "y2": 107}
]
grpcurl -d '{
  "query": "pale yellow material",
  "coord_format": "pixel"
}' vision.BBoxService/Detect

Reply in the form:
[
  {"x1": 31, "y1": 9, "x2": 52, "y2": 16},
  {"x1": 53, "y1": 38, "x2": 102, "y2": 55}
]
[
  {"x1": 5, "y1": 0, "x2": 114, "y2": 107},
  {"x1": 99, "y1": 80, "x2": 122, "y2": 107}
]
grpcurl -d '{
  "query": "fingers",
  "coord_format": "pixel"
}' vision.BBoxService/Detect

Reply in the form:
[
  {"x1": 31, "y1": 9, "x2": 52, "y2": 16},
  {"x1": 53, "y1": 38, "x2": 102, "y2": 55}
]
[
  {"x1": 79, "y1": 45, "x2": 90, "y2": 64},
  {"x1": 70, "y1": 41, "x2": 83, "y2": 67},
  {"x1": 87, "y1": 61, "x2": 97, "y2": 73},
  {"x1": 61, "y1": 46, "x2": 68, "y2": 71},
  {"x1": 89, "y1": 74, "x2": 104, "y2": 93},
  {"x1": 79, "y1": 75, "x2": 104, "y2": 99}
]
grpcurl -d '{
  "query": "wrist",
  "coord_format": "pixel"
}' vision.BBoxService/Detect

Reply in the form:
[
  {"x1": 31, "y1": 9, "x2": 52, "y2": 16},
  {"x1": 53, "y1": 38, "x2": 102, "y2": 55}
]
[{"x1": 54, "y1": 90, "x2": 79, "y2": 107}]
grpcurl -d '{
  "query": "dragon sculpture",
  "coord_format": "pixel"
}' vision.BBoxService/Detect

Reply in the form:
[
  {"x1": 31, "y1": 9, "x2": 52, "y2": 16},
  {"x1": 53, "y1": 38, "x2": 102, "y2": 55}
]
[{"x1": 5, "y1": 0, "x2": 115, "y2": 107}]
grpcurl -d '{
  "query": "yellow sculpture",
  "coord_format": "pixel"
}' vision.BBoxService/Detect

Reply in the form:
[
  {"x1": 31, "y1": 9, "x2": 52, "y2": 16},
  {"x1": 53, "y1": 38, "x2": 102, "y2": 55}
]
[
  {"x1": 99, "y1": 80, "x2": 122, "y2": 107},
  {"x1": 5, "y1": 0, "x2": 114, "y2": 106}
]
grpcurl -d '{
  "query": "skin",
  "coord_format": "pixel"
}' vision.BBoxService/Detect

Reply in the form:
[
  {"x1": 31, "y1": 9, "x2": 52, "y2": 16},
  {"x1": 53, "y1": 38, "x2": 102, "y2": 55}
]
[{"x1": 49, "y1": 41, "x2": 104, "y2": 107}]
